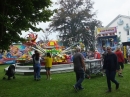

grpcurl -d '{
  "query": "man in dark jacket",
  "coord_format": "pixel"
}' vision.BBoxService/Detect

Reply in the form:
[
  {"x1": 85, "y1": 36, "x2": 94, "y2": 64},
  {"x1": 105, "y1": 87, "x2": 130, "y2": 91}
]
[{"x1": 103, "y1": 47, "x2": 119, "y2": 92}]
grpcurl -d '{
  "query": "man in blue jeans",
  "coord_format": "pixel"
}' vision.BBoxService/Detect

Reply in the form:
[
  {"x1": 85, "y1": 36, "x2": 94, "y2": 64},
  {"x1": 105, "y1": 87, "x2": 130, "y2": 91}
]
[
  {"x1": 103, "y1": 47, "x2": 119, "y2": 92},
  {"x1": 73, "y1": 47, "x2": 86, "y2": 92}
]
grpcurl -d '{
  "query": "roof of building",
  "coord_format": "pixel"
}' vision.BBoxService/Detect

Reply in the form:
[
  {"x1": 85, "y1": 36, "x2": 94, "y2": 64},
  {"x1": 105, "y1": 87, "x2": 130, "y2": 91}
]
[{"x1": 106, "y1": 14, "x2": 130, "y2": 27}]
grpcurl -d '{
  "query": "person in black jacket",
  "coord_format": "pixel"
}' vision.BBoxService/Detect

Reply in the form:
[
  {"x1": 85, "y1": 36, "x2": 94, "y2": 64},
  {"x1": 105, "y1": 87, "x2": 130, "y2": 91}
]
[{"x1": 103, "y1": 47, "x2": 119, "y2": 92}]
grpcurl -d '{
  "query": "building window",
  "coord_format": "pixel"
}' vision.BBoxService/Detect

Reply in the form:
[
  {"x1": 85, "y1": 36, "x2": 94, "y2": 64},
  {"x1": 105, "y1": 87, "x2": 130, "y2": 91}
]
[{"x1": 127, "y1": 30, "x2": 129, "y2": 35}]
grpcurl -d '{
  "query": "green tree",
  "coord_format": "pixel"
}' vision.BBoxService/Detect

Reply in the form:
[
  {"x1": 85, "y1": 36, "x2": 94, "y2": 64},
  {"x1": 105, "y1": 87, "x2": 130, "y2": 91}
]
[
  {"x1": 0, "y1": 0, "x2": 54, "y2": 51},
  {"x1": 48, "y1": 0, "x2": 102, "y2": 50}
]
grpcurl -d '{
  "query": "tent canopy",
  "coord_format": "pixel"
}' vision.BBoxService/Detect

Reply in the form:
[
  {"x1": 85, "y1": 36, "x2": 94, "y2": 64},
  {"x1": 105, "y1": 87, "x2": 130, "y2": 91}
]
[{"x1": 122, "y1": 42, "x2": 130, "y2": 46}]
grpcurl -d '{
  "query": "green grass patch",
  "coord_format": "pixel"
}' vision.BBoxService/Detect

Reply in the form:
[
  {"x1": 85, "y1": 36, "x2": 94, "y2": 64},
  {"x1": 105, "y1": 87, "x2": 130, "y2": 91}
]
[{"x1": 0, "y1": 64, "x2": 130, "y2": 97}]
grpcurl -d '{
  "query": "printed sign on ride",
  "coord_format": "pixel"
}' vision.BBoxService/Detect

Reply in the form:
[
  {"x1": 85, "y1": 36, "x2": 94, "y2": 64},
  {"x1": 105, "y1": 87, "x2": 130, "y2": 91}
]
[{"x1": 97, "y1": 27, "x2": 117, "y2": 34}]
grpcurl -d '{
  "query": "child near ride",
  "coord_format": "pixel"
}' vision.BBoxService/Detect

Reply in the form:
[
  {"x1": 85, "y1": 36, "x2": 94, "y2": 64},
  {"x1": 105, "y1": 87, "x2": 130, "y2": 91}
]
[{"x1": 44, "y1": 53, "x2": 53, "y2": 80}]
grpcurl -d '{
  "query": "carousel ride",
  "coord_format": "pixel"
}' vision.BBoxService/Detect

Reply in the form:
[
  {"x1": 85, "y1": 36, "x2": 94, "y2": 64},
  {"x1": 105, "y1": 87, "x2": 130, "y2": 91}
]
[
  {"x1": 31, "y1": 40, "x2": 75, "y2": 65},
  {"x1": 0, "y1": 32, "x2": 84, "y2": 65},
  {"x1": 16, "y1": 32, "x2": 75, "y2": 65},
  {"x1": 2, "y1": 32, "x2": 87, "y2": 76}
]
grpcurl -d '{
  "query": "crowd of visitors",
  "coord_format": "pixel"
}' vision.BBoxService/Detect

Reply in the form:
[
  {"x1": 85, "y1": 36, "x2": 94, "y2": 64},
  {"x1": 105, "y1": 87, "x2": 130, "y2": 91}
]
[{"x1": 31, "y1": 45, "x2": 127, "y2": 93}]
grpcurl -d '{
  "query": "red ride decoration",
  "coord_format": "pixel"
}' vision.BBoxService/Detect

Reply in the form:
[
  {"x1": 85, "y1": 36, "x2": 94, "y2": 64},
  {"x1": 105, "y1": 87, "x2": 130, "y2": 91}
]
[{"x1": 23, "y1": 32, "x2": 38, "y2": 46}]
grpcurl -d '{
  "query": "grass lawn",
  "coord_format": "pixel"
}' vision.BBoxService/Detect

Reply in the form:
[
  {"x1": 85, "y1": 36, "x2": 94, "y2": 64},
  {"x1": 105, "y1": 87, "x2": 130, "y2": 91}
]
[{"x1": 0, "y1": 64, "x2": 130, "y2": 97}]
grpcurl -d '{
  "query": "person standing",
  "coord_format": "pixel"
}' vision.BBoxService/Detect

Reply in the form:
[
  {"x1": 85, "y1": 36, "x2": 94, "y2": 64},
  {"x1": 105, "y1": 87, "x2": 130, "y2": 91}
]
[
  {"x1": 32, "y1": 50, "x2": 38, "y2": 80},
  {"x1": 102, "y1": 46, "x2": 107, "y2": 76},
  {"x1": 73, "y1": 47, "x2": 86, "y2": 92},
  {"x1": 33, "y1": 51, "x2": 41, "y2": 81},
  {"x1": 94, "y1": 50, "x2": 101, "y2": 59},
  {"x1": 44, "y1": 52, "x2": 53, "y2": 80},
  {"x1": 102, "y1": 46, "x2": 107, "y2": 59},
  {"x1": 127, "y1": 46, "x2": 130, "y2": 63},
  {"x1": 103, "y1": 47, "x2": 119, "y2": 92},
  {"x1": 115, "y1": 47, "x2": 124, "y2": 77},
  {"x1": 81, "y1": 50, "x2": 87, "y2": 58}
]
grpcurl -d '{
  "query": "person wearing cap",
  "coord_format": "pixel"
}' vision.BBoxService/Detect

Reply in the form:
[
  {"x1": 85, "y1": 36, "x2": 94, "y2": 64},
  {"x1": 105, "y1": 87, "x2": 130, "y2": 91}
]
[
  {"x1": 103, "y1": 47, "x2": 119, "y2": 92},
  {"x1": 73, "y1": 47, "x2": 86, "y2": 92}
]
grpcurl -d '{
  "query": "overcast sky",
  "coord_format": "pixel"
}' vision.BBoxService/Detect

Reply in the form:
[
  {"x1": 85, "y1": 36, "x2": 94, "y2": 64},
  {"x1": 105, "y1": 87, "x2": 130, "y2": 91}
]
[{"x1": 21, "y1": 0, "x2": 130, "y2": 40}]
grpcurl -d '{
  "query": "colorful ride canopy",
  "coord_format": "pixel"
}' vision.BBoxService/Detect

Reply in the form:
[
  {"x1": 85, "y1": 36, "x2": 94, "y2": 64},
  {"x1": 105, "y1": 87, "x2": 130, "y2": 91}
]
[{"x1": 47, "y1": 40, "x2": 61, "y2": 49}]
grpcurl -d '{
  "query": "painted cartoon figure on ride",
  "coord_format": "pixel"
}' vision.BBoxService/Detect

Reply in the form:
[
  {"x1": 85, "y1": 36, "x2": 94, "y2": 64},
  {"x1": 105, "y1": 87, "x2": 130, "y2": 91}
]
[
  {"x1": 10, "y1": 45, "x2": 22, "y2": 58},
  {"x1": 24, "y1": 32, "x2": 38, "y2": 46},
  {"x1": 17, "y1": 46, "x2": 32, "y2": 60},
  {"x1": 9, "y1": 45, "x2": 32, "y2": 60}
]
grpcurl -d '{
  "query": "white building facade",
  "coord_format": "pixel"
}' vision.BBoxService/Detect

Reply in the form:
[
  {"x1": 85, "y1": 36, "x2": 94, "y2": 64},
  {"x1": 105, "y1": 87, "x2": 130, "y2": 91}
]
[{"x1": 106, "y1": 15, "x2": 130, "y2": 43}]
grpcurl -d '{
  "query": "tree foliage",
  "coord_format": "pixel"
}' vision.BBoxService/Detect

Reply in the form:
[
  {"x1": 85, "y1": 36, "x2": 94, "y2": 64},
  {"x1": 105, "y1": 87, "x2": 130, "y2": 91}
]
[
  {"x1": 49, "y1": 0, "x2": 102, "y2": 50},
  {"x1": 38, "y1": 29, "x2": 51, "y2": 43},
  {"x1": 0, "y1": 0, "x2": 54, "y2": 51}
]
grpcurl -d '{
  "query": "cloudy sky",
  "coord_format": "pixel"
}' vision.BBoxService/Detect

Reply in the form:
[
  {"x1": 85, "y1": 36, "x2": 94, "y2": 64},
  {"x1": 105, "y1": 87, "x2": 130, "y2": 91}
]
[
  {"x1": 94, "y1": 0, "x2": 130, "y2": 26},
  {"x1": 21, "y1": 0, "x2": 130, "y2": 40}
]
